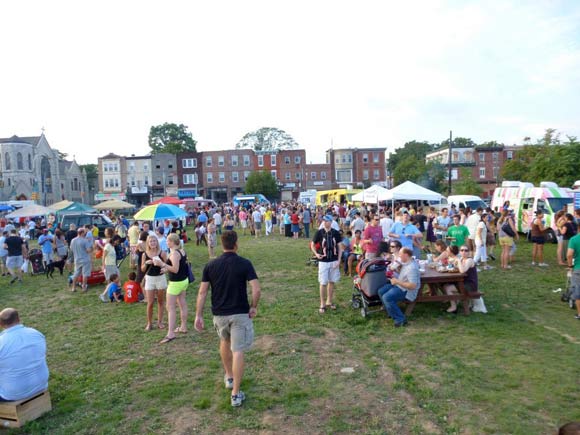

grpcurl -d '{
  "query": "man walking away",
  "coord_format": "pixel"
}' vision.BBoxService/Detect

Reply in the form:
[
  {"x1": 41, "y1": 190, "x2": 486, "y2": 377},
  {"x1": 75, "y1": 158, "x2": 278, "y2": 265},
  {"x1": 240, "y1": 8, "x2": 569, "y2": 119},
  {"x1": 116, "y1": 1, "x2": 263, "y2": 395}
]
[
  {"x1": 195, "y1": 231, "x2": 261, "y2": 407},
  {"x1": 4, "y1": 229, "x2": 27, "y2": 284},
  {"x1": 566, "y1": 227, "x2": 580, "y2": 320}
]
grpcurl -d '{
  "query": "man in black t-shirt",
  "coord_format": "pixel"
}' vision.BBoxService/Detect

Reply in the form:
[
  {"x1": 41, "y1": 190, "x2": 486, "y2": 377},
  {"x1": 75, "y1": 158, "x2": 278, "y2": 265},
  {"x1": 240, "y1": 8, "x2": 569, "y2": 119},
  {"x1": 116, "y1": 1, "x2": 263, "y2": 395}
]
[
  {"x1": 311, "y1": 215, "x2": 343, "y2": 314},
  {"x1": 195, "y1": 230, "x2": 261, "y2": 408},
  {"x1": 4, "y1": 229, "x2": 27, "y2": 284}
]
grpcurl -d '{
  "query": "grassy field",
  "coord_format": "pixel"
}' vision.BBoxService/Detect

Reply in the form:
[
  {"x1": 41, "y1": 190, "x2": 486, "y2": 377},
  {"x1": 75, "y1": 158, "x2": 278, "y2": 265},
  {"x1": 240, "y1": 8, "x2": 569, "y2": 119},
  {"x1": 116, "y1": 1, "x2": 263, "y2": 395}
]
[{"x1": 2, "y1": 229, "x2": 579, "y2": 435}]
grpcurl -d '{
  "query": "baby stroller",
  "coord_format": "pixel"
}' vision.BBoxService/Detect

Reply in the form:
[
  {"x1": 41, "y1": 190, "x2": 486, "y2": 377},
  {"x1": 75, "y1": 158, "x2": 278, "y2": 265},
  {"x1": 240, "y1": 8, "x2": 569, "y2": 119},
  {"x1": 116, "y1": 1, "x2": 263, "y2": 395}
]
[
  {"x1": 351, "y1": 258, "x2": 390, "y2": 317},
  {"x1": 28, "y1": 248, "x2": 45, "y2": 275},
  {"x1": 561, "y1": 270, "x2": 576, "y2": 309}
]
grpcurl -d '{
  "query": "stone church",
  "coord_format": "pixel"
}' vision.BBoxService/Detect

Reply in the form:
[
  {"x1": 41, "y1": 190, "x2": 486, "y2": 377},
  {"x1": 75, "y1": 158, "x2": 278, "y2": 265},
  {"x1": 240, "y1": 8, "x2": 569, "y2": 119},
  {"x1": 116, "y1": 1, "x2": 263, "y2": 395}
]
[{"x1": 0, "y1": 133, "x2": 89, "y2": 205}]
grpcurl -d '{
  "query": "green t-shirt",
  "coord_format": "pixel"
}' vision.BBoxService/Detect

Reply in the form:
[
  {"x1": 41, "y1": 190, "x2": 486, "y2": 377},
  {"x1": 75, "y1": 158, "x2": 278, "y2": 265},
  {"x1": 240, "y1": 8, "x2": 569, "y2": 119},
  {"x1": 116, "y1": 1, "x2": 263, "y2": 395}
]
[
  {"x1": 568, "y1": 233, "x2": 580, "y2": 270},
  {"x1": 447, "y1": 224, "x2": 470, "y2": 247}
]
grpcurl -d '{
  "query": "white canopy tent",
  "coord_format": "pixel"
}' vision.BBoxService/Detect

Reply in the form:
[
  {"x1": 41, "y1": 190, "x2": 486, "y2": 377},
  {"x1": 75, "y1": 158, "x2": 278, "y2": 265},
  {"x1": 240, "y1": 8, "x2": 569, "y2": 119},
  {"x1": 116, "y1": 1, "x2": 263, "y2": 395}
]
[
  {"x1": 5, "y1": 204, "x2": 54, "y2": 218},
  {"x1": 383, "y1": 181, "x2": 443, "y2": 209},
  {"x1": 351, "y1": 185, "x2": 391, "y2": 204}
]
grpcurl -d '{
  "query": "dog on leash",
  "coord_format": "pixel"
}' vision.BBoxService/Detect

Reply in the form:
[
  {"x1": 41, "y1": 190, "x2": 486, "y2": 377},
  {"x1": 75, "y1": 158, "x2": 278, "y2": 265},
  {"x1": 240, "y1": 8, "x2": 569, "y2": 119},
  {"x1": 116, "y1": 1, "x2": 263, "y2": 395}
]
[{"x1": 46, "y1": 257, "x2": 67, "y2": 278}]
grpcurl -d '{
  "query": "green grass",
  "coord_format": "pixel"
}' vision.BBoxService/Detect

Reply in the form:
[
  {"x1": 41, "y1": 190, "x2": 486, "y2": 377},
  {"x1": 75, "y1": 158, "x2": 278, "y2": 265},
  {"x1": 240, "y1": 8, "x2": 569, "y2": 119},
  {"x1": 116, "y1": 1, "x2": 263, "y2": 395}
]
[{"x1": 2, "y1": 230, "x2": 579, "y2": 434}]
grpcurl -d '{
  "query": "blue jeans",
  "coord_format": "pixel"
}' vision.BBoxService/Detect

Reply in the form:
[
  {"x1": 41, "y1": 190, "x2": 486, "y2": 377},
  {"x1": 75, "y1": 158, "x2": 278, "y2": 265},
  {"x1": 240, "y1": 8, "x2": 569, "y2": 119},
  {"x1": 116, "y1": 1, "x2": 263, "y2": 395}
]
[
  {"x1": 377, "y1": 283, "x2": 407, "y2": 325},
  {"x1": 216, "y1": 224, "x2": 222, "y2": 235},
  {"x1": 303, "y1": 223, "x2": 310, "y2": 239}
]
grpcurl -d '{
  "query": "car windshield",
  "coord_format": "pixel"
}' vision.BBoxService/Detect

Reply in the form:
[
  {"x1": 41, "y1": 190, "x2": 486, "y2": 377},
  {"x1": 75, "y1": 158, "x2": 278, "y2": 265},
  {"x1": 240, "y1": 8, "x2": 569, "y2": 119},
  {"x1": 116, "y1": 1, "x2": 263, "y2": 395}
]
[
  {"x1": 465, "y1": 200, "x2": 487, "y2": 210},
  {"x1": 546, "y1": 197, "x2": 572, "y2": 213}
]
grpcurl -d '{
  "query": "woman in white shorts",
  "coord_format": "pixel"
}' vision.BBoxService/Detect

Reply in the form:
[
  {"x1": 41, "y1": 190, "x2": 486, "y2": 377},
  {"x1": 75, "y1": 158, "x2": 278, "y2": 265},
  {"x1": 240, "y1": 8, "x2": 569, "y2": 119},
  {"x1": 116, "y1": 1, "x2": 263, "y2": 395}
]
[{"x1": 141, "y1": 235, "x2": 168, "y2": 331}]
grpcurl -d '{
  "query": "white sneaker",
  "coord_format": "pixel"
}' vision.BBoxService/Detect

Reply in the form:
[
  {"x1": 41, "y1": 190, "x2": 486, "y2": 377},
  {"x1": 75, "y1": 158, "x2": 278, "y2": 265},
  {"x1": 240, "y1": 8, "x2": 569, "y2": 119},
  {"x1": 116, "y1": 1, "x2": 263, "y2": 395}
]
[
  {"x1": 531, "y1": 262, "x2": 536, "y2": 266},
  {"x1": 538, "y1": 263, "x2": 549, "y2": 267},
  {"x1": 231, "y1": 391, "x2": 246, "y2": 407},
  {"x1": 224, "y1": 376, "x2": 233, "y2": 390},
  {"x1": 99, "y1": 294, "x2": 107, "y2": 303}
]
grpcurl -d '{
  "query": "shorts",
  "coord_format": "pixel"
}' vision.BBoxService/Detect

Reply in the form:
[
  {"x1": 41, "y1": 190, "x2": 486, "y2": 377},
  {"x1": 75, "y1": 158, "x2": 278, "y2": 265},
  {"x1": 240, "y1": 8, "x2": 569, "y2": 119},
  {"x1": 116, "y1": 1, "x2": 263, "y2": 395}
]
[
  {"x1": 6, "y1": 256, "x2": 23, "y2": 270},
  {"x1": 42, "y1": 252, "x2": 53, "y2": 263},
  {"x1": 110, "y1": 293, "x2": 124, "y2": 302},
  {"x1": 74, "y1": 261, "x2": 92, "y2": 279},
  {"x1": 291, "y1": 224, "x2": 300, "y2": 233},
  {"x1": 531, "y1": 236, "x2": 545, "y2": 245},
  {"x1": 254, "y1": 222, "x2": 262, "y2": 230},
  {"x1": 241, "y1": 220, "x2": 247, "y2": 228},
  {"x1": 144, "y1": 274, "x2": 167, "y2": 291},
  {"x1": 499, "y1": 236, "x2": 513, "y2": 247},
  {"x1": 571, "y1": 270, "x2": 580, "y2": 300},
  {"x1": 0, "y1": 254, "x2": 6, "y2": 265},
  {"x1": 213, "y1": 313, "x2": 254, "y2": 352},
  {"x1": 167, "y1": 278, "x2": 188, "y2": 296},
  {"x1": 104, "y1": 265, "x2": 119, "y2": 281},
  {"x1": 318, "y1": 260, "x2": 340, "y2": 285}
]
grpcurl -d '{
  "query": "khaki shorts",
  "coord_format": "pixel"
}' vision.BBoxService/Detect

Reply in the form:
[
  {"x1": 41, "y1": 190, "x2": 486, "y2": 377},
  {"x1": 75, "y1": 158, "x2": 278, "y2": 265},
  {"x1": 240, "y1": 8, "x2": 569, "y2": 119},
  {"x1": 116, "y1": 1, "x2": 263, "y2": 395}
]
[
  {"x1": 213, "y1": 314, "x2": 254, "y2": 352},
  {"x1": 144, "y1": 274, "x2": 167, "y2": 291},
  {"x1": 499, "y1": 236, "x2": 513, "y2": 247}
]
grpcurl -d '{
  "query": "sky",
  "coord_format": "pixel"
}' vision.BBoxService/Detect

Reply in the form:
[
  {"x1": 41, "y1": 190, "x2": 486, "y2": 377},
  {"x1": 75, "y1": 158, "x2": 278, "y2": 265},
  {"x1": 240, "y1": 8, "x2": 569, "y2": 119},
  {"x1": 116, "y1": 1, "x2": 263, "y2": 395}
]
[{"x1": 1, "y1": 0, "x2": 579, "y2": 165}]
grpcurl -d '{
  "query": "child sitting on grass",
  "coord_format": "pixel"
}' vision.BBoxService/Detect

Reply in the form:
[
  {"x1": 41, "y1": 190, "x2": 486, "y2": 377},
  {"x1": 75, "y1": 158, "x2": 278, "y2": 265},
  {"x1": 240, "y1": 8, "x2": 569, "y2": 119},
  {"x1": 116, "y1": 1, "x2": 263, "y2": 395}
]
[
  {"x1": 99, "y1": 274, "x2": 124, "y2": 302},
  {"x1": 123, "y1": 271, "x2": 143, "y2": 304}
]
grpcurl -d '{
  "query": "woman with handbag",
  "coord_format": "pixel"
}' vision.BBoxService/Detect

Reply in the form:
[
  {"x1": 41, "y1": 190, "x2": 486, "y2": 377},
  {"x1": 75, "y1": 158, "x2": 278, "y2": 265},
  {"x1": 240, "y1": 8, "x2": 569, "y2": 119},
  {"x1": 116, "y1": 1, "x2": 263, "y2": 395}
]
[
  {"x1": 497, "y1": 210, "x2": 518, "y2": 270},
  {"x1": 156, "y1": 233, "x2": 190, "y2": 344},
  {"x1": 142, "y1": 235, "x2": 168, "y2": 331},
  {"x1": 531, "y1": 210, "x2": 548, "y2": 267}
]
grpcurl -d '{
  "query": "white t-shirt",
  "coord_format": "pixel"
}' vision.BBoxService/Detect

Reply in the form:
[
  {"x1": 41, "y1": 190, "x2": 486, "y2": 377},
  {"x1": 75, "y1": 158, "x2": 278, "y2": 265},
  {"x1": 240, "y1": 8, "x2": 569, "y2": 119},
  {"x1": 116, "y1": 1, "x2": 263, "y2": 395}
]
[
  {"x1": 252, "y1": 210, "x2": 262, "y2": 223},
  {"x1": 213, "y1": 213, "x2": 222, "y2": 225},
  {"x1": 466, "y1": 214, "x2": 481, "y2": 240},
  {"x1": 475, "y1": 221, "x2": 487, "y2": 243},
  {"x1": 28, "y1": 221, "x2": 36, "y2": 230},
  {"x1": 350, "y1": 217, "x2": 365, "y2": 233},
  {"x1": 380, "y1": 217, "x2": 393, "y2": 240}
]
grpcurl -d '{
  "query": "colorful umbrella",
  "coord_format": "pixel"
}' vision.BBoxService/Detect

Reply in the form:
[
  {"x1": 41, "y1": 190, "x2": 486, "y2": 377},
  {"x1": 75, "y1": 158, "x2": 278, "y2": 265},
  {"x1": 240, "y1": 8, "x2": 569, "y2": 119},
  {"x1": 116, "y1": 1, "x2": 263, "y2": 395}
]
[{"x1": 133, "y1": 203, "x2": 187, "y2": 221}]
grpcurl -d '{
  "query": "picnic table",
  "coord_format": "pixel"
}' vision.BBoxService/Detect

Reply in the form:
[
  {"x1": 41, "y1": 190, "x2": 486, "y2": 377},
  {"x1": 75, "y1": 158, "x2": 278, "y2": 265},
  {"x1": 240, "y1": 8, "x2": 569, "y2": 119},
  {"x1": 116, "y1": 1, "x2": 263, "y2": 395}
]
[{"x1": 404, "y1": 267, "x2": 483, "y2": 316}]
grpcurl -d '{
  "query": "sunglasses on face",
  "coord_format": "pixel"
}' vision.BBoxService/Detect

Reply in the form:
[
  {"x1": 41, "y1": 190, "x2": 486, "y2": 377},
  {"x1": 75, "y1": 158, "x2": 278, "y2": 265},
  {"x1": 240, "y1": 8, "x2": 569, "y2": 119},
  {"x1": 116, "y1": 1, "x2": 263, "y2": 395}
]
[{"x1": 460, "y1": 249, "x2": 469, "y2": 252}]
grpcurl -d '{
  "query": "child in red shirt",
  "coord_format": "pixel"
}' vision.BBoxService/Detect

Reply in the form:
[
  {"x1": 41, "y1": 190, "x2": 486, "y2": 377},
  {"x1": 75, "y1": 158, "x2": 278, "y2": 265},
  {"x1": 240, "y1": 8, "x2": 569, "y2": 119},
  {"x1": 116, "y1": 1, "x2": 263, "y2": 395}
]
[{"x1": 123, "y1": 272, "x2": 143, "y2": 304}]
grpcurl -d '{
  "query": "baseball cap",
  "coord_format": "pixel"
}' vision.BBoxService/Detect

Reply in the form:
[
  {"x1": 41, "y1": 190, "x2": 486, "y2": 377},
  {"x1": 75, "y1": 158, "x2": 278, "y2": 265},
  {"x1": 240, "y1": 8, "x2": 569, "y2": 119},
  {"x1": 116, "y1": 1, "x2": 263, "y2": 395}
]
[{"x1": 323, "y1": 215, "x2": 333, "y2": 222}]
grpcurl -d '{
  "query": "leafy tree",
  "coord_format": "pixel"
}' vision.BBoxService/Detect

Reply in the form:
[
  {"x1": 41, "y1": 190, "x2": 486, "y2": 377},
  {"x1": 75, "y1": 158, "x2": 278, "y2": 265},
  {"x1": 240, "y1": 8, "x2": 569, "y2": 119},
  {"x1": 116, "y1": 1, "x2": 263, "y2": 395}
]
[
  {"x1": 244, "y1": 171, "x2": 279, "y2": 199},
  {"x1": 452, "y1": 168, "x2": 484, "y2": 196},
  {"x1": 236, "y1": 127, "x2": 299, "y2": 151},
  {"x1": 80, "y1": 164, "x2": 98, "y2": 190},
  {"x1": 392, "y1": 157, "x2": 446, "y2": 192},
  {"x1": 148, "y1": 123, "x2": 197, "y2": 154},
  {"x1": 387, "y1": 140, "x2": 433, "y2": 174},
  {"x1": 438, "y1": 137, "x2": 476, "y2": 150}
]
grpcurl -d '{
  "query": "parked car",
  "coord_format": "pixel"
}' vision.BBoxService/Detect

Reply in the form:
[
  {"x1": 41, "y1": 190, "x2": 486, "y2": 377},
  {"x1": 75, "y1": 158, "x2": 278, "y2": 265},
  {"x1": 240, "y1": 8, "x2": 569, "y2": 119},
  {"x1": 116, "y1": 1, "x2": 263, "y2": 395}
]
[{"x1": 59, "y1": 213, "x2": 113, "y2": 237}]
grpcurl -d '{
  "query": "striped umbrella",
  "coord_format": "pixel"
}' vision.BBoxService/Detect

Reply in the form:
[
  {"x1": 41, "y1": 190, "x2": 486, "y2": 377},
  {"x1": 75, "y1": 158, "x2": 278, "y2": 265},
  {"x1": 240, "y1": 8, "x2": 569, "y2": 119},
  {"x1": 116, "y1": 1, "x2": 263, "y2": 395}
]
[{"x1": 133, "y1": 203, "x2": 188, "y2": 221}]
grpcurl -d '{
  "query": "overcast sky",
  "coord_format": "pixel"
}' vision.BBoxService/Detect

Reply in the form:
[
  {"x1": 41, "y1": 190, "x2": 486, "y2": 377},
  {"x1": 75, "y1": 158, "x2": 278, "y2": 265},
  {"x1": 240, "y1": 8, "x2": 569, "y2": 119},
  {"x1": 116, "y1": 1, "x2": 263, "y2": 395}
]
[{"x1": 1, "y1": 0, "x2": 579, "y2": 165}]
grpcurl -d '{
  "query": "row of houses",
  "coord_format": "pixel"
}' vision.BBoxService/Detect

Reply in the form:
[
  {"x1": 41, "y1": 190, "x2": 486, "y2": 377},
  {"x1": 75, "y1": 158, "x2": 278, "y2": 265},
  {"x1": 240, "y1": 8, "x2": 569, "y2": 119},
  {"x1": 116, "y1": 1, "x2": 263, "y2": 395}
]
[{"x1": 97, "y1": 147, "x2": 388, "y2": 204}]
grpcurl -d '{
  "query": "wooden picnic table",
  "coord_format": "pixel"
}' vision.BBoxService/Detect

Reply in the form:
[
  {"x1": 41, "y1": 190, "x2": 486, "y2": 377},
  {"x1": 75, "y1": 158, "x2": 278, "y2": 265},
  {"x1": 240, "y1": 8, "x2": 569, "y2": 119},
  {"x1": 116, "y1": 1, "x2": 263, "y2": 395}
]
[{"x1": 405, "y1": 267, "x2": 482, "y2": 316}]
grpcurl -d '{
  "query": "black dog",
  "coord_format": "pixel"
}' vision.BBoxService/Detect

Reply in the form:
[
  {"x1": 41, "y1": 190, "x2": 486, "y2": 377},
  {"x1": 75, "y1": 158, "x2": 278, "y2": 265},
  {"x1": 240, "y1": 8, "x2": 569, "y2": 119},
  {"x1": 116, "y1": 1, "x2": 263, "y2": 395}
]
[{"x1": 46, "y1": 258, "x2": 66, "y2": 278}]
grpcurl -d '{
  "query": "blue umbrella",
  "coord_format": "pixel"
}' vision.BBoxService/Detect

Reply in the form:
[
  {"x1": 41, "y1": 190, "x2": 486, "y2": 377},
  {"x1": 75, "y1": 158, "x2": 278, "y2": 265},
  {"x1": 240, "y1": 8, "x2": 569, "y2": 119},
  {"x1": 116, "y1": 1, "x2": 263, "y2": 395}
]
[
  {"x1": 133, "y1": 203, "x2": 188, "y2": 220},
  {"x1": 0, "y1": 204, "x2": 14, "y2": 212}
]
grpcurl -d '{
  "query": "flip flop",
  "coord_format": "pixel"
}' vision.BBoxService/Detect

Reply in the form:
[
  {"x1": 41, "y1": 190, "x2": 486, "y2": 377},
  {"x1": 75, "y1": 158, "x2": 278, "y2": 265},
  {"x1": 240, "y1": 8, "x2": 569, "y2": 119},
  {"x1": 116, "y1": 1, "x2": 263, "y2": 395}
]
[
  {"x1": 318, "y1": 306, "x2": 326, "y2": 314},
  {"x1": 159, "y1": 336, "x2": 176, "y2": 344},
  {"x1": 174, "y1": 328, "x2": 188, "y2": 334},
  {"x1": 326, "y1": 304, "x2": 337, "y2": 310}
]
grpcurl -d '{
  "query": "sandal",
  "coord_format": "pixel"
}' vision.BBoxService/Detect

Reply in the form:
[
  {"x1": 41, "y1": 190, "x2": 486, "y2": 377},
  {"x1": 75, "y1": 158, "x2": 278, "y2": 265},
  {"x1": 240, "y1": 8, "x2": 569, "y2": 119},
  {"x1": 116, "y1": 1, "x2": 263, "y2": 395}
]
[
  {"x1": 318, "y1": 306, "x2": 326, "y2": 314},
  {"x1": 326, "y1": 304, "x2": 337, "y2": 310},
  {"x1": 174, "y1": 327, "x2": 188, "y2": 334},
  {"x1": 157, "y1": 323, "x2": 166, "y2": 330},
  {"x1": 159, "y1": 336, "x2": 176, "y2": 344}
]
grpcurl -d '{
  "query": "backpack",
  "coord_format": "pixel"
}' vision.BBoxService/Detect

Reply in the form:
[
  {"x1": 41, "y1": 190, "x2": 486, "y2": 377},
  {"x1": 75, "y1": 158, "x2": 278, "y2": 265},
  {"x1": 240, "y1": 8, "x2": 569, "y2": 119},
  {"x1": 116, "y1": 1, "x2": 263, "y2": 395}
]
[{"x1": 501, "y1": 220, "x2": 516, "y2": 237}]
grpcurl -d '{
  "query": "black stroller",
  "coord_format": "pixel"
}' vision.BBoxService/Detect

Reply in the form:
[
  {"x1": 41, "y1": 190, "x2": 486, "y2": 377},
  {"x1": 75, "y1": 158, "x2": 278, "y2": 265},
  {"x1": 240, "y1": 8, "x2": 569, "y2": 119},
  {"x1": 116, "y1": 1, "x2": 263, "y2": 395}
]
[
  {"x1": 28, "y1": 248, "x2": 45, "y2": 275},
  {"x1": 351, "y1": 258, "x2": 390, "y2": 317}
]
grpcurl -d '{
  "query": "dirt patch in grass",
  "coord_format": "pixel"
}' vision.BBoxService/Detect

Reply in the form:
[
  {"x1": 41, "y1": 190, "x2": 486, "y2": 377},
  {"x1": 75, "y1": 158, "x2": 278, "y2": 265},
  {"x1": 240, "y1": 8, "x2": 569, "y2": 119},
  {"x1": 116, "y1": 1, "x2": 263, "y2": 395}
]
[{"x1": 167, "y1": 406, "x2": 205, "y2": 434}]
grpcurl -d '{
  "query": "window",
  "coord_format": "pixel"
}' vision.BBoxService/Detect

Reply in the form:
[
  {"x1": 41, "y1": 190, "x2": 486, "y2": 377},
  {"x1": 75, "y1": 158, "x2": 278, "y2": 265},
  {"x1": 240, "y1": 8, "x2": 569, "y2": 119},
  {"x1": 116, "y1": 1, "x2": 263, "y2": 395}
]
[
  {"x1": 493, "y1": 166, "x2": 499, "y2": 179},
  {"x1": 295, "y1": 172, "x2": 302, "y2": 180},
  {"x1": 206, "y1": 156, "x2": 212, "y2": 167},
  {"x1": 232, "y1": 172, "x2": 239, "y2": 183},
  {"x1": 373, "y1": 169, "x2": 380, "y2": 180},
  {"x1": 295, "y1": 156, "x2": 301, "y2": 164},
  {"x1": 285, "y1": 156, "x2": 291, "y2": 164},
  {"x1": 183, "y1": 174, "x2": 198, "y2": 185},
  {"x1": 218, "y1": 156, "x2": 224, "y2": 167},
  {"x1": 182, "y1": 158, "x2": 197, "y2": 168},
  {"x1": 156, "y1": 164, "x2": 161, "y2": 169},
  {"x1": 506, "y1": 151, "x2": 513, "y2": 160},
  {"x1": 310, "y1": 172, "x2": 317, "y2": 180},
  {"x1": 16, "y1": 152, "x2": 23, "y2": 170},
  {"x1": 285, "y1": 172, "x2": 291, "y2": 180},
  {"x1": 243, "y1": 155, "x2": 250, "y2": 166},
  {"x1": 271, "y1": 170, "x2": 277, "y2": 179},
  {"x1": 363, "y1": 169, "x2": 369, "y2": 180},
  {"x1": 271, "y1": 155, "x2": 276, "y2": 166},
  {"x1": 231, "y1": 155, "x2": 238, "y2": 167},
  {"x1": 129, "y1": 162, "x2": 135, "y2": 171},
  {"x1": 131, "y1": 177, "x2": 135, "y2": 186},
  {"x1": 479, "y1": 167, "x2": 486, "y2": 178},
  {"x1": 4, "y1": 153, "x2": 10, "y2": 170},
  {"x1": 206, "y1": 172, "x2": 213, "y2": 183},
  {"x1": 335, "y1": 157, "x2": 340, "y2": 164},
  {"x1": 144, "y1": 176, "x2": 148, "y2": 185},
  {"x1": 258, "y1": 155, "x2": 264, "y2": 167},
  {"x1": 479, "y1": 152, "x2": 485, "y2": 162},
  {"x1": 336, "y1": 169, "x2": 352, "y2": 183},
  {"x1": 219, "y1": 172, "x2": 225, "y2": 183},
  {"x1": 144, "y1": 163, "x2": 148, "y2": 170},
  {"x1": 74, "y1": 178, "x2": 79, "y2": 191},
  {"x1": 452, "y1": 152, "x2": 459, "y2": 162},
  {"x1": 493, "y1": 152, "x2": 498, "y2": 162},
  {"x1": 362, "y1": 153, "x2": 368, "y2": 164},
  {"x1": 156, "y1": 179, "x2": 161, "y2": 185},
  {"x1": 114, "y1": 179, "x2": 119, "y2": 187},
  {"x1": 28, "y1": 154, "x2": 32, "y2": 170},
  {"x1": 321, "y1": 171, "x2": 327, "y2": 180},
  {"x1": 168, "y1": 163, "x2": 173, "y2": 169},
  {"x1": 373, "y1": 153, "x2": 380, "y2": 163},
  {"x1": 244, "y1": 171, "x2": 250, "y2": 181},
  {"x1": 168, "y1": 176, "x2": 174, "y2": 185}
]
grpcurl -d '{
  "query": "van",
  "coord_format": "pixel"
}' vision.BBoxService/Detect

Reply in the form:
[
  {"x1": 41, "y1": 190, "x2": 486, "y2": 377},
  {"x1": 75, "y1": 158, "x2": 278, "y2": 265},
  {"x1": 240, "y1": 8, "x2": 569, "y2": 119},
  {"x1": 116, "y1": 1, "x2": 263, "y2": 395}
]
[
  {"x1": 59, "y1": 213, "x2": 113, "y2": 237},
  {"x1": 447, "y1": 195, "x2": 487, "y2": 211},
  {"x1": 233, "y1": 194, "x2": 270, "y2": 208},
  {"x1": 491, "y1": 181, "x2": 573, "y2": 241}
]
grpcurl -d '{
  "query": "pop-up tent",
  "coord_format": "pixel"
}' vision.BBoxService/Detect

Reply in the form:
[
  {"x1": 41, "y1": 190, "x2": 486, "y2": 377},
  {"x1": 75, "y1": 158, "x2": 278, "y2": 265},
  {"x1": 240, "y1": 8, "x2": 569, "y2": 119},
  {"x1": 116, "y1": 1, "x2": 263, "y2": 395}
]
[
  {"x1": 94, "y1": 199, "x2": 135, "y2": 210},
  {"x1": 351, "y1": 185, "x2": 390, "y2": 204},
  {"x1": 383, "y1": 181, "x2": 443, "y2": 209},
  {"x1": 56, "y1": 202, "x2": 96, "y2": 218},
  {"x1": 6, "y1": 204, "x2": 53, "y2": 218},
  {"x1": 48, "y1": 200, "x2": 74, "y2": 211}
]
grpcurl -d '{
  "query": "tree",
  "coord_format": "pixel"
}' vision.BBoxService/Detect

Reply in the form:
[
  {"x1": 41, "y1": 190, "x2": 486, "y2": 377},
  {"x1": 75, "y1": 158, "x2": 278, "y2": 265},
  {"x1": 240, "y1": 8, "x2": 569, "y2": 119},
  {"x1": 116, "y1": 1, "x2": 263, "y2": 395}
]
[
  {"x1": 244, "y1": 171, "x2": 279, "y2": 199},
  {"x1": 148, "y1": 123, "x2": 197, "y2": 154},
  {"x1": 452, "y1": 168, "x2": 484, "y2": 196},
  {"x1": 80, "y1": 164, "x2": 98, "y2": 190},
  {"x1": 387, "y1": 140, "x2": 434, "y2": 174},
  {"x1": 236, "y1": 127, "x2": 299, "y2": 151},
  {"x1": 438, "y1": 137, "x2": 476, "y2": 150}
]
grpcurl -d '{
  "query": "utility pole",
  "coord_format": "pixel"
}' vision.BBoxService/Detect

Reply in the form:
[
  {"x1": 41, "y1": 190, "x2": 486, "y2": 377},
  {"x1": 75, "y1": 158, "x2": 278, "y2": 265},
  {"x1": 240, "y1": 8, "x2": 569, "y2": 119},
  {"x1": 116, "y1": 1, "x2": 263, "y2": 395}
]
[{"x1": 448, "y1": 130, "x2": 453, "y2": 195}]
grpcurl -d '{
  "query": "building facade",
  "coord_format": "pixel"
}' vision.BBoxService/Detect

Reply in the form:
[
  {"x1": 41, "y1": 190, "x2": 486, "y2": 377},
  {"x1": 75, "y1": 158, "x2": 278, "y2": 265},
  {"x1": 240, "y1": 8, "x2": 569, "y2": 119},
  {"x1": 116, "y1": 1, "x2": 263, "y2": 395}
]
[
  {"x1": 150, "y1": 153, "x2": 178, "y2": 199},
  {"x1": 326, "y1": 147, "x2": 387, "y2": 188},
  {"x1": 0, "y1": 134, "x2": 89, "y2": 205}
]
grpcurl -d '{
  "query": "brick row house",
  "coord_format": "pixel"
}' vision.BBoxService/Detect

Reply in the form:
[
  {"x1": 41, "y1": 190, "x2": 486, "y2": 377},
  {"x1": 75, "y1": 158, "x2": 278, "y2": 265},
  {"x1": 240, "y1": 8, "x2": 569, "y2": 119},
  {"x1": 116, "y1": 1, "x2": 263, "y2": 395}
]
[{"x1": 326, "y1": 148, "x2": 388, "y2": 189}]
